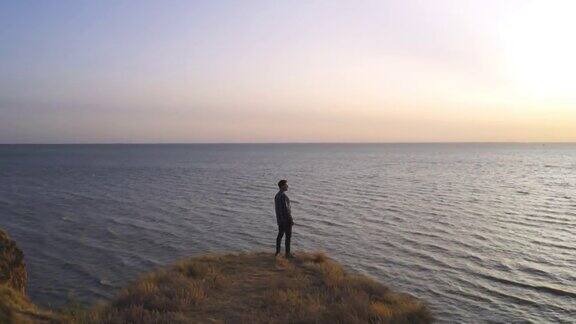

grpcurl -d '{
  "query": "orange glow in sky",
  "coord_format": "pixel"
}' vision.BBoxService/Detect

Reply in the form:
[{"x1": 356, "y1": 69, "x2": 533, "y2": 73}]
[{"x1": 0, "y1": 0, "x2": 574, "y2": 143}]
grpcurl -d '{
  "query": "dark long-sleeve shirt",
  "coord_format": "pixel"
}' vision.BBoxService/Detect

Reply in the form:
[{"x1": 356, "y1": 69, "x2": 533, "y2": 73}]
[{"x1": 274, "y1": 191, "x2": 292, "y2": 225}]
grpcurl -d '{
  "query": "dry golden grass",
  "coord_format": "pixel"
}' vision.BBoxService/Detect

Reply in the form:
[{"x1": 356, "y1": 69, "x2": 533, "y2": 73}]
[
  {"x1": 1, "y1": 228, "x2": 56, "y2": 323},
  {"x1": 0, "y1": 229, "x2": 28, "y2": 295},
  {"x1": 0, "y1": 285, "x2": 56, "y2": 324},
  {"x1": 72, "y1": 252, "x2": 432, "y2": 324}
]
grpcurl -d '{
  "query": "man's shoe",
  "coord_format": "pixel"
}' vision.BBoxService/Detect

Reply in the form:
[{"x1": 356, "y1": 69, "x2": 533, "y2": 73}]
[{"x1": 285, "y1": 253, "x2": 295, "y2": 259}]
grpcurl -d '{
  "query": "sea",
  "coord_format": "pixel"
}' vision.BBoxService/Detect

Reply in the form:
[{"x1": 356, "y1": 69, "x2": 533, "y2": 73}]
[{"x1": 0, "y1": 144, "x2": 574, "y2": 323}]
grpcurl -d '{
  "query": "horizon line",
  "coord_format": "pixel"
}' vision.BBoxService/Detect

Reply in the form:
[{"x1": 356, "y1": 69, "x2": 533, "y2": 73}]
[{"x1": 1, "y1": 141, "x2": 575, "y2": 145}]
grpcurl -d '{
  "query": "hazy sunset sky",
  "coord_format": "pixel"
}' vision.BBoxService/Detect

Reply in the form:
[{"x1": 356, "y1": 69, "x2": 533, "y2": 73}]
[{"x1": 1, "y1": 0, "x2": 575, "y2": 143}]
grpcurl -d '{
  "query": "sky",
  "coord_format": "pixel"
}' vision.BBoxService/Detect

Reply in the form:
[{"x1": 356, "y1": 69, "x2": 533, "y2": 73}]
[{"x1": 1, "y1": 0, "x2": 575, "y2": 143}]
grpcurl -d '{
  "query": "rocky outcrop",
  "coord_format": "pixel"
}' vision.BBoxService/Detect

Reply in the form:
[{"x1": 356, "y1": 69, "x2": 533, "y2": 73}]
[
  {"x1": 0, "y1": 228, "x2": 432, "y2": 323},
  {"x1": 0, "y1": 229, "x2": 53, "y2": 323},
  {"x1": 80, "y1": 252, "x2": 433, "y2": 323},
  {"x1": 0, "y1": 229, "x2": 27, "y2": 295}
]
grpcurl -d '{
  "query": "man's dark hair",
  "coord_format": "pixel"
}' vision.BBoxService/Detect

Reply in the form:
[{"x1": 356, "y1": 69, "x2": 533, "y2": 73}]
[{"x1": 278, "y1": 179, "x2": 287, "y2": 188}]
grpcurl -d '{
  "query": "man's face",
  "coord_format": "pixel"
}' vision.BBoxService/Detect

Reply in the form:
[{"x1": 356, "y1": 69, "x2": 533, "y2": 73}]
[{"x1": 282, "y1": 183, "x2": 289, "y2": 191}]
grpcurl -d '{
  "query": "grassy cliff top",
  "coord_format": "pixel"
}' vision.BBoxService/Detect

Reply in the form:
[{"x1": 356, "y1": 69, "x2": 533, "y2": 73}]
[
  {"x1": 72, "y1": 252, "x2": 432, "y2": 324},
  {"x1": 1, "y1": 229, "x2": 54, "y2": 323}
]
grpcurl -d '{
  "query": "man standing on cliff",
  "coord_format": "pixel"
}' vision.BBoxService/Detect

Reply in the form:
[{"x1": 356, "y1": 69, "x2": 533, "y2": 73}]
[{"x1": 275, "y1": 179, "x2": 294, "y2": 258}]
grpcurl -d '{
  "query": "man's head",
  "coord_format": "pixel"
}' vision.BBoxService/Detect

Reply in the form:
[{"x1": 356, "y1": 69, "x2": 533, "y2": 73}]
[{"x1": 278, "y1": 179, "x2": 288, "y2": 191}]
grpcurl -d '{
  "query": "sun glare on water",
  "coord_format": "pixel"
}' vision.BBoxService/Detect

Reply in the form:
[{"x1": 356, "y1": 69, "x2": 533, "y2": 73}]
[{"x1": 501, "y1": 1, "x2": 576, "y2": 101}]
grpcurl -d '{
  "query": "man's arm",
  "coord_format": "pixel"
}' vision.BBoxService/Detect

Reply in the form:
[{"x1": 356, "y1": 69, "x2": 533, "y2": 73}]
[
  {"x1": 285, "y1": 195, "x2": 294, "y2": 225},
  {"x1": 274, "y1": 195, "x2": 283, "y2": 225}
]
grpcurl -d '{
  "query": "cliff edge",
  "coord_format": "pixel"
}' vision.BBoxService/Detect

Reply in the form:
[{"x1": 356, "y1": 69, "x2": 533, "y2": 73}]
[
  {"x1": 0, "y1": 229, "x2": 53, "y2": 323},
  {"x1": 0, "y1": 228, "x2": 432, "y2": 323},
  {"x1": 77, "y1": 252, "x2": 432, "y2": 323},
  {"x1": 0, "y1": 229, "x2": 27, "y2": 294}
]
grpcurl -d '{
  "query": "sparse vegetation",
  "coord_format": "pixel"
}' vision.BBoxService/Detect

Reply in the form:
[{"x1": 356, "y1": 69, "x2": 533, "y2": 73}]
[
  {"x1": 0, "y1": 229, "x2": 55, "y2": 323},
  {"x1": 72, "y1": 252, "x2": 432, "y2": 324},
  {"x1": 1, "y1": 227, "x2": 432, "y2": 323},
  {"x1": 0, "y1": 229, "x2": 27, "y2": 295}
]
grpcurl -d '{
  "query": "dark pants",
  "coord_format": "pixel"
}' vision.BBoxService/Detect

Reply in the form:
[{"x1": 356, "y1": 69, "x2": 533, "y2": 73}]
[{"x1": 276, "y1": 223, "x2": 292, "y2": 255}]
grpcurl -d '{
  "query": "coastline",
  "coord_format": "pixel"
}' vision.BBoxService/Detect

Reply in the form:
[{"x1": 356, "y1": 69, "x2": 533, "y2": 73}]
[{"x1": 1, "y1": 228, "x2": 432, "y2": 323}]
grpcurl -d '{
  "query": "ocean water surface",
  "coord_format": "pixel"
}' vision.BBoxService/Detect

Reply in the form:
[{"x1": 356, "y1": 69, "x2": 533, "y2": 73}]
[{"x1": 0, "y1": 144, "x2": 575, "y2": 322}]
